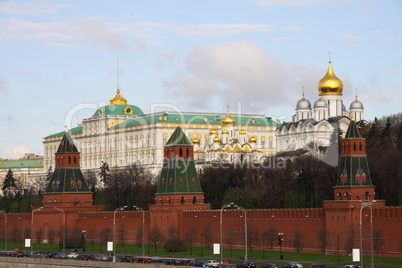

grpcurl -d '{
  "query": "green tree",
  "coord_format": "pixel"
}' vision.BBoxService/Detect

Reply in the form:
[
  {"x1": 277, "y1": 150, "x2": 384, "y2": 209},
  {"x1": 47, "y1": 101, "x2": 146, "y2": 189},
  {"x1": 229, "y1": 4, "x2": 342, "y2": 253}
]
[
  {"x1": 2, "y1": 169, "x2": 16, "y2": 212},
  {"x1": 293, "y1": 229, "x2": 305, "y2": 261},
  {"x1": 99, "y1": 161, "x2": 110, "y2": 184}
]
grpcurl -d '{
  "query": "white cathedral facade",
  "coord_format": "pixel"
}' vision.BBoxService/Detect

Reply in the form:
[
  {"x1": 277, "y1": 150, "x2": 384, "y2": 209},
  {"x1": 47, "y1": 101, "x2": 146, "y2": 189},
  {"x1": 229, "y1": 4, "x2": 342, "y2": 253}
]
[{"x1": 276, "y1": 59, "x2": 365, "y2": 159}]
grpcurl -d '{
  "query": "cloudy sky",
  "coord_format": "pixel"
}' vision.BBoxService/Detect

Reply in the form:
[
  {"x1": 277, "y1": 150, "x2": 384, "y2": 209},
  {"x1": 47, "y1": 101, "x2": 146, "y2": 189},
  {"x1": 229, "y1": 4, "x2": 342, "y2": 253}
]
[{"x1": 1, "y1": 0, "x2": 401, "y2": 159}]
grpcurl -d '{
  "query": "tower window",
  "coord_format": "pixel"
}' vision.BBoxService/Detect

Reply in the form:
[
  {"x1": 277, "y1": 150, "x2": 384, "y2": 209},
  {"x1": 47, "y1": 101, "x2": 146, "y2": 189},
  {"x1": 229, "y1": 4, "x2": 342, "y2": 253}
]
[
  {"x1": 360, "y1": 142, "x2": 363, "y2": 151},
  {"x1": 74, "y1": 156, "x2": 77, "y2": 164},
  {"x1": 186, "y1": 148, "x2": 190, "y2": 158},
  {"x1": 179, "y1": 148, "x2": 183, "y2": 157},
  {"x1": 69, "y1": 156, "x2": 71, "y2": 164},
  {"x1": 353, "y1": 142, "x2": 356, "y2": 151},
  {"x1": 338, "y1": 192, "x2": 342, "y2": 201},
  {"x1": 365, "y1": 192, "x2": 370, "y2": 200}
]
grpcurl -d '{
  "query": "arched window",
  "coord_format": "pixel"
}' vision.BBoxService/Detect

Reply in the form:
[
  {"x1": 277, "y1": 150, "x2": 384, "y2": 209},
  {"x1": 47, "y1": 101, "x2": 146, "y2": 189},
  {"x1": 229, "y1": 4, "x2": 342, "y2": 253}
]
[
  {"x1": 181, "y1": 197, "x2": 185, "y2": 204},
  {"x1": 345, "y1": 192, "x2": 349, "y2": 201},
  {"x1": 179, "y1": 148, "x2": 183, "y2": 157},
  {"x1": 69, "y1": 156, "x2": 71, "y2": 164},
  {"x1": 354, "y1": 142, "x2": 356, "y2": 151},
  {"x1": 193, "y1": 197, "x2": 197, "y2": 204},
  {"x1": 338, "y1": 192, "x2": 342, "y2": 201},
  {"x1": 360, "y1": 142, "x2": 363, "y2": 151},
  {"x1": 365, "y1": 192, "x2": 370, "y2": 200},
  {"x1": 186, "y1": 148, "x2": 190, "y2": 158},
  {"x1": 74, "y1": 156, "x2": 77, "y2": 164}
]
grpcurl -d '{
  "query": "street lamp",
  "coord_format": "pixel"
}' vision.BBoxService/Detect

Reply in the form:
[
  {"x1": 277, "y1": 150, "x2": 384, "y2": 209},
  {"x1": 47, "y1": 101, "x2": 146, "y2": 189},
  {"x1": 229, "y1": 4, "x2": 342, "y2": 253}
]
[
  {"x1": 220, "y1": 202, "x2": 234, "y2": 264},
  {"x1": 31, "y1": 207, "x2": 43, "y2": 254},
  {"x1": 278, "y1": 233, "x2": 284, "y2": 260},
  {"x1": 360, "y1": 200, "x2": 376, "y2": 268},
  {"x1": 133, "y1": 205, "x2": 145, "y2": 257},
  {"x1": 237, "y1": 205, "x2": 248, "y2": 262},
  {"x1": 113, "y1": 205, "x2": 127, "y2": 262},
  {"x1": 54, "y1": 207, "x2": 65, "y2": 254}
]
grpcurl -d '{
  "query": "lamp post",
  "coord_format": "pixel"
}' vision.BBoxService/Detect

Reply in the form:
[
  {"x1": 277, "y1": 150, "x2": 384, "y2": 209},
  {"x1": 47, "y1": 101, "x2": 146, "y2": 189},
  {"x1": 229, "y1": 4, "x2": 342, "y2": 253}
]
[
  {"x1": 220, "y1": 202, "x2": 234, "y2": 264},
  {"x1": 278, "y1": 233, "x2": 284, "y2": 260},
  {"x1": 31, "y1": 207, "x2": 43, "y2": 254},
  {"x1": 360, "y1": 200, "x2": 376, "y2": 268},
  {"x1": 133, "y1": 205, "x2": 145, "y2": 257},
  {"x1": 113, "y1": 205, "x2": 127, "y2": 262},
  {"x1": 54, "y1": 207, "x2": 65, "y2": 254},
  {"x1": 237, "y1": 205, "x2": 247, "y2": 262}
]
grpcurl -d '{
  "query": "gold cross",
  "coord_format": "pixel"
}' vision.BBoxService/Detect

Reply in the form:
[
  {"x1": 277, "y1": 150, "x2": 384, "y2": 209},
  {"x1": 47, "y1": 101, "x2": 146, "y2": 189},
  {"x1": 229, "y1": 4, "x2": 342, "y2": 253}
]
[{"x1": 328, "y1": 51, "x2": 332, "y2": 62}]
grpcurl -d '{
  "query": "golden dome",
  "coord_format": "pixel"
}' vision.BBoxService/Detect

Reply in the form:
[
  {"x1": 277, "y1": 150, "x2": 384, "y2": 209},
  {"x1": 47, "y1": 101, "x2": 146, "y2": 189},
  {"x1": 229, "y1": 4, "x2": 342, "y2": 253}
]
[
  {"x1": 213, "y1": 135, "x2": 221, "y2": 143},
  {"x1": 239, "y1": 129, "x2": 246, "y2": 135},
  {"x1": 249, "y1": 136, "x2": 257, "y2": 143},
  {"x1": 318, "y1": 61, "x2": 343, "y2": 95},
  {"x1": 221, "y1": 105, "x2": 236, "y2": 127},
  {"x1": 109, "y1": 88, "x2": 128, "y2": 105},
  {"x1": 209, "y1": 129, "x2": 218, "y2": 135},
  {"x1": 192, "y1": 137, "x2": 200, "y2": 145},
  {"x1": 222, "y1": 129, "x2": 229, "y2": 135}
]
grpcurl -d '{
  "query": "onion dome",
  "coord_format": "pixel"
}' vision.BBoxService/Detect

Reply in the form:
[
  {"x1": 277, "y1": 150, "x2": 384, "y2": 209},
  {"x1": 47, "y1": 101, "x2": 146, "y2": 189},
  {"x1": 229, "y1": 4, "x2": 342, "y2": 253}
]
[
  {"x1": 249, "y1": 136, "x2": 257, "y2": 143},
  {"x1": 314, "y1": 94, "x2": 327, "y2": 109},
  {"x1": 213, "y1": 135, "x2": 221, "y2": 143},
  {"x1": 192, "y1": 137, "x2": 200, "y2": 145},
  {"x1": 350, "y1": 100, "x2": 364, "y2": 109},
  {"x1": 239, "y1": 129, "x2": 246, "y2": 135},
  {"x1": 297, "y1": 98, "x2": 311, "y2": 109},
  {"x1": 318, "y1": 59, "x2": 343, "y2": 95},
  {"x1": 221, "y1": 105, "x2": 236, "y2": 127},
  {"x1": 350, "y1": 90, "x2": 364, "y2": 109},
  {"x1": 209, "y1": 129, "x2": 218, "y2": 135},
  {"x1": 222, "y1": 129, "x2": 229, "y2": 135}
]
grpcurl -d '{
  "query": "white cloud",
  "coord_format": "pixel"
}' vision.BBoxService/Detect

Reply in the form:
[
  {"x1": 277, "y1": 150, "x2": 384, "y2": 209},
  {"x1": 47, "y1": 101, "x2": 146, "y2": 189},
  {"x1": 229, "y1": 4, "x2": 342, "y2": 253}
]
[
  {"x1": 1, "y1": 144, "x2": 31, "y2": 159},
  {"x1": 0, "y1": 0, "x2": 73, "y2": 16},
  {"x1": 162, "y1": 41, "x2": 329, "y2": 113}
]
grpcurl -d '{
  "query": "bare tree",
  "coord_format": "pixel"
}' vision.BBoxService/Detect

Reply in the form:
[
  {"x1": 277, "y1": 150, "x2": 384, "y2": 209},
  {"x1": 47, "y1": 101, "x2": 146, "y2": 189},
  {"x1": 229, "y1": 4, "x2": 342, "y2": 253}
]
[
  {"x1": 225, "y1": 227, "x2": 236, "y2": 257},
  {"x1": 149, "y1": 225, "x2": 163, "y2": 254},
  {"x1": 11, "y1": 226, "x2": 20, "y2": 246},
  {"x1": 84, "y1": 170, "x2": 98, "y2": 205},
  {"x1": 293, "y1": 229, "x2": 305, "y2": 260},
  {"x1": 344, "y1": 227, "x2": 357, "y2": 256},
  {"x1": 118, "y1": 222, "x2": 128, "y2": 250},
  {"x1": 87, "y1": 227, "x2": 97, "y2": 251},
  {"x1": 168, "y1": 224, "x2": 179, "y2": 255},
  {"x1": 317, "y1": 229, "x2": 329, "y2": 260},
  {"x1": 136, "y1": 227, "x2": 143, "y2": 250},
  {"x1": 100, "y1": 227, "x2": 112, "y2": 253},
  {"x1": 247, "y1": 223, "x2": 259, "y2": 258},
  {"x1": 265, "y1": 225, "x2": 278, "y2": 258},
  {"x1": 48, "y1": 227, "x2": 56, "y2": 245},
  {"x1": 202, "y1": 224, "x2": 213, "y2": 256},
  {"x1": 185, "y1": 225, "x2": 198, "y2": 256},
  {"x1": 373, "y1": 228, "x2": 386, "y2": 264},
  {"x1": 35, "y1": 227, "x2": 44, "y2": 248}
]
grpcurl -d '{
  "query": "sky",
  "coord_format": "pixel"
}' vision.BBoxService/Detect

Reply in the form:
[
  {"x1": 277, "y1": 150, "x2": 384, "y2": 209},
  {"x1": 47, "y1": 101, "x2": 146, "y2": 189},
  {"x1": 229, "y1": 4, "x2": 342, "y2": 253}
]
[{"x1": 1, "y1": 0, "x2": 402, "y2": 159}]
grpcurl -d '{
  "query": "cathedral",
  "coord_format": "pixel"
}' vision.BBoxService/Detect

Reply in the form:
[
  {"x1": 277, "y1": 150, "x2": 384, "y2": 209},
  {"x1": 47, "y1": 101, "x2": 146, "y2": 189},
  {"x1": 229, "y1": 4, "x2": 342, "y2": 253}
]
[{"x1": 275, "y1": 57, "x2": 365, "y2": 164}]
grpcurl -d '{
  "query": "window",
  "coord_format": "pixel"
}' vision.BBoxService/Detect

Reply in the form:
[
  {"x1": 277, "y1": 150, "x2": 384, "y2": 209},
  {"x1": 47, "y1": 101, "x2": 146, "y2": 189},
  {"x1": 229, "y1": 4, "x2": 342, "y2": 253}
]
[
  {"x1": 338, "y1": 192, "x2": 342, "y2": 201},
  {"x1": 69, "y1": 156, "x2": 71, "y2": 164},
  {"x1": 179, "y1": 148, "x2": 183, "y2": 157},
  {"x1": 365, "y1": 192, "x2": 370, "y2": 200},
  {"x1": 74, "y1": 156, "x2": 77, "y2": 164},
  {"x1": 186, "y1": 148, "x2": 190, "y2": 158}
]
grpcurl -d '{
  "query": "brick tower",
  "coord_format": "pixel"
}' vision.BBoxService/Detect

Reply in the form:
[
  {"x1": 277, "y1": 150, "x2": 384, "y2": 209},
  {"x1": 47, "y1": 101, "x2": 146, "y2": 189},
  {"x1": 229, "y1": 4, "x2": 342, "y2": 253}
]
[
  {"x1": 150, "y1": 126, "x2": 210, "y2": 239},
  {"x1": 42, "y1": 129, "x2": 93, "y2": 208},
  {"x1": 334, "y1": 118, "x2": 375, "y2": 201}
]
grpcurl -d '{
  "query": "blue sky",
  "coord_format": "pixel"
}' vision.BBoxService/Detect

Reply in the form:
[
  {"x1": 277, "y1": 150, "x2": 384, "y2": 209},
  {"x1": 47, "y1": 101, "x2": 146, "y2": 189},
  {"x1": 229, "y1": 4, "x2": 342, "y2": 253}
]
[{"x1": 1, "y1": 0, "x2": 401, "y2": 159}]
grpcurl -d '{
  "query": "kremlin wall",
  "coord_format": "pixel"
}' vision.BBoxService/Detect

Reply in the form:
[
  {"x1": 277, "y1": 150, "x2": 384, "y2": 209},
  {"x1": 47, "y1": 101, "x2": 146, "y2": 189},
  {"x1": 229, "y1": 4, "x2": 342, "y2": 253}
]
[{"x1": 0, "y1": 120, "x2": 401, "y2": 260}]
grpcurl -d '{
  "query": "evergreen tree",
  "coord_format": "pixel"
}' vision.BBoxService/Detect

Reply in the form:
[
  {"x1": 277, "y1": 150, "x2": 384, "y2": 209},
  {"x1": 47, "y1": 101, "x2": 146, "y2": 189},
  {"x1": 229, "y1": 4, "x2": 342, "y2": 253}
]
[
  {"x1": 2, "y1": 169, "x2": 16, "y2": 212},
  {"x1": 45, "y1": 166, "x2": 53, "y2": 181},
  {"x1": 396, "y1": 122, "x2": 402, "y2": 150},
  {"x1": 99, "y1": 161, "x2": 110, "y2": 184},
  {"x1": 367, "y1": 117, "x2": 381, "y2": 149},
  {"x1": 380, "y1": 117, "x2": 393, "y2": 148}
]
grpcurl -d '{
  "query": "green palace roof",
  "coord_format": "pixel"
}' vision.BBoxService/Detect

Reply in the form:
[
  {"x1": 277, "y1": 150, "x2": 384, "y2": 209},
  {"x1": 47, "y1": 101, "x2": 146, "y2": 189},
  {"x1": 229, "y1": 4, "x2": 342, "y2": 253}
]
[
  {"x1": 45, "y1": 112, "x2": 279, "y2": 139},
  {"x1": 165, "y1": 126, "x2": 192, "y2": 147},
  {"x1": 0, "y1": 158, "x2": 43, "y2": 169},
  {"x1": 91, "y1": 104, "x2": 144, "y2": 118}
]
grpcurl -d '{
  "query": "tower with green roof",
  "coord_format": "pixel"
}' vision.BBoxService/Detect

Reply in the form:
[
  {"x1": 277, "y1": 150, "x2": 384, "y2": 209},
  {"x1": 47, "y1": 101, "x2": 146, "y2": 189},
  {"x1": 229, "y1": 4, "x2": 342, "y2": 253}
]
[
  {"x1": 333, "y1": 118, "x2": 375, "y2": 201},
  {"x1": 155, "y1": 125, "x2": 207, "y2": 206},
  {"x1": 43, "y1": 129, "x2": 93, "y2": 208}
]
